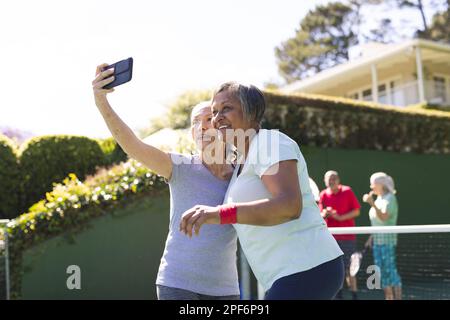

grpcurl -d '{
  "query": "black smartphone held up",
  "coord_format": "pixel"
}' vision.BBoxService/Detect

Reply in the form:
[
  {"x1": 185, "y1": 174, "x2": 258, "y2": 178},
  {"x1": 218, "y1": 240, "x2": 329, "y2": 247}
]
[{"x1": 101, "y1": 57, "x2": 133, "y2": 89}]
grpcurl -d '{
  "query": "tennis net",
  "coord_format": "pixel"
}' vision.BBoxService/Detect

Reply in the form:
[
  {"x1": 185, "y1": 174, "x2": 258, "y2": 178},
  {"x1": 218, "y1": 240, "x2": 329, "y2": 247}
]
[{"x1": 329, "y1": 224, "x2": 450, "y2": 300}]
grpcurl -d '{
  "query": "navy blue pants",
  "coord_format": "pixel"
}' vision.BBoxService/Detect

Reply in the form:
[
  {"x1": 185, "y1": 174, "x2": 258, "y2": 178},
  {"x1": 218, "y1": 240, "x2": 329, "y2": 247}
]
[{"x1": 265, "y1": 256, "x2": 344, "y2": 300}]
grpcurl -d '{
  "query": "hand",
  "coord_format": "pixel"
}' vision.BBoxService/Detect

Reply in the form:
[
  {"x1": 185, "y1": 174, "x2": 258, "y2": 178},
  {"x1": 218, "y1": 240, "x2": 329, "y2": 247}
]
[
  {"x1": 92, "y1": 63, "x2": 115, "y2": 103},
  {"x1": 330, "y1": 211, "x2": 341, "y2": 221},
  {"x1": 180, "y1": 205, "x2": 221, "y2": 238},
  {"x1": 362, "y1": 192, "x2": 374, "y2": 206},
  {"x1": 321, "y1": 207, "x2": 336, "y2": 219},
  {"x1": 320, "y1": 209, "x2": 329, "y2": 219}
]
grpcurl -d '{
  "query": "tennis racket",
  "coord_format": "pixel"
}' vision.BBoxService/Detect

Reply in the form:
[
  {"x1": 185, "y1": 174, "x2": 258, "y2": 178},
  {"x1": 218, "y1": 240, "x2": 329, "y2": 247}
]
[{"x1": 349, "y1": 236, "x2": 372, "y2": 277}]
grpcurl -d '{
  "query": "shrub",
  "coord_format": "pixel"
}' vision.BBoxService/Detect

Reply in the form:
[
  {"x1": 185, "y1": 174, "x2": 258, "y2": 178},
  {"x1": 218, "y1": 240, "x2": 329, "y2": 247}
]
[
  {"x1": 0, "y1": 134, "x2": 20, "y2": 219},
  {"x1": 18, "y1": 135, "x2": 105, "y2": 214},
  {"x1": 139, "y1": 89, "x2": 450, "y2": 154},
  {"x1": 263, "y1": 91, "x2": 450, "y2": 154},
  {"x1": 96, "y1": 137, "x2": 128, "y2": 167}
]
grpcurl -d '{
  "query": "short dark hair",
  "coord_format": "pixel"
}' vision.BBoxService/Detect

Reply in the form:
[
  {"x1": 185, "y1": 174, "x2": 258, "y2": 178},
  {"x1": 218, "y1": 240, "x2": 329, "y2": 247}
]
[{"x1": 214, "y1": 81, "x2": 266, "y2": 126}]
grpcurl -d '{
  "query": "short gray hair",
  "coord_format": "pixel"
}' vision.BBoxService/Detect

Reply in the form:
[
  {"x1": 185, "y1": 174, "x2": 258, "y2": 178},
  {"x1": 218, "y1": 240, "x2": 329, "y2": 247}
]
[
  {"x1": 190, "y1": 101, "x2": 211, "y2": 125},
  {"x1": 213, "y1": 81, "x2": 266, "y2": 126},
  {"x1": 370, "y1": 172, "x2": 396, "y2": 194},
  {"x1": 324, "y1": 170, "x2": 339, "y2": 180}
]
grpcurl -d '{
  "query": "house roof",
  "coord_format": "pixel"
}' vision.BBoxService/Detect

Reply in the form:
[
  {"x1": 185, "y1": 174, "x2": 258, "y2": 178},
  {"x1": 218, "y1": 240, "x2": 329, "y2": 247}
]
[{"x1": 281, "y1": 39, "x2": 450, "y2": 93}]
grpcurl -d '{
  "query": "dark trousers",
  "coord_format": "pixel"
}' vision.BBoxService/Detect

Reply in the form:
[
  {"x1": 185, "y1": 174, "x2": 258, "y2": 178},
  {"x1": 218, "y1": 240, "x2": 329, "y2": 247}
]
[{"x1": 265, "y1": 256, "x2": 344, "y2": 300}]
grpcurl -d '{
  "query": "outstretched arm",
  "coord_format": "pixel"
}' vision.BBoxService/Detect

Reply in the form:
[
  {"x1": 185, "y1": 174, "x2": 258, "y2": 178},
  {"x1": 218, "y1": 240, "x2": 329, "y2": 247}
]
[{"x1": 92, "y1": 63, "x2": 172, "y2": 179}]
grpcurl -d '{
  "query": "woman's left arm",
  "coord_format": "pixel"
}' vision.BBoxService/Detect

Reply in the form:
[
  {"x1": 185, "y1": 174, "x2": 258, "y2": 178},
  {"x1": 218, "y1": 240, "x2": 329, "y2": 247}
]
[{"x1": 180, "y1": 160, "x2": 302, "y2": 237}]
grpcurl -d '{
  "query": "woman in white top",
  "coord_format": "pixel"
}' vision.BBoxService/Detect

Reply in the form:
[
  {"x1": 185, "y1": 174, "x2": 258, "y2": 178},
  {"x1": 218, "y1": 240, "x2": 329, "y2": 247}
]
[{"x1": 180, "y1": 82, "x2": 344, "y2": 299}]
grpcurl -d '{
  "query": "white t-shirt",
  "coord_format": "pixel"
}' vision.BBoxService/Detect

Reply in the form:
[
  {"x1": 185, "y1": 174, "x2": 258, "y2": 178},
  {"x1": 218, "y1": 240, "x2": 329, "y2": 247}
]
[
  {"x1": 224, "y1": 129, "x2": 343, "y2": 291},
  {"x1": 309, "y1": 178, "x2": 320, "y2": 202}
]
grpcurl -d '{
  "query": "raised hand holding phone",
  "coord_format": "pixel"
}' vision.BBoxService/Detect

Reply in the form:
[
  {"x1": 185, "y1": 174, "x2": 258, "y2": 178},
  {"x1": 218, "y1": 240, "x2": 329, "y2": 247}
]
[
  {"x1": 101, "y1": 57, "x2": 133, "y2": 89},
  {"x1": 92, "y1": 63, "x2": 116, "y2": 101},
  {"x1": 92, "y1": 57, "x2": 133, "y2": 102},
  {"x1": 90, "y1": 59, "x2": 173, "y2": 182}
]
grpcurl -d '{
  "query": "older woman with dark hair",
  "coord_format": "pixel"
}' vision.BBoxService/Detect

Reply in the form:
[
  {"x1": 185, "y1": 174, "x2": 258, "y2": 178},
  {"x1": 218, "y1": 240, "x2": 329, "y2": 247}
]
[{"x1": 180, "y1": 82, "x2": 344, "y2": 300}]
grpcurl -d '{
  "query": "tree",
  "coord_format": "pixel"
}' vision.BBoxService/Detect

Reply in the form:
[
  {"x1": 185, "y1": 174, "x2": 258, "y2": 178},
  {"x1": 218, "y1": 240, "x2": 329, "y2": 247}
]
[
  {"x1": 275, "y1": 2, "x2": 359, "y2": 83},
  {"x1": 398, "y1": 0, "x2": 430, "y2": 33},
  {"x1": 348, "y1": 0, "x2": 448, "y2": 43},
  {"x1": 425, "y1": 0, "x2": 450, "y2": 42},
  {"x1": 386, "y1": 0, "x2": 448, "y2": 40},
  {"x1": 275, "y1": 0, "x2": 448, "y2": 83},
  {"x1": 366, "y1": 18, "x2": 398, "y2": 43}
]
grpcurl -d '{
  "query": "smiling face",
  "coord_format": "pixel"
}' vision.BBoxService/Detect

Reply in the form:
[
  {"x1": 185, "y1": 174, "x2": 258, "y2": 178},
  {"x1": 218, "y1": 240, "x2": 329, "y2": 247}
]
[
  {"x1": 325, "y1": 173, "x2": 340, "y2": 192},
  {"x1": 191, "y1": 103, "x2": 214, "y2": 152},
  {"x1": 211, "y1": 90, "x2": 255, "y2": 133}
]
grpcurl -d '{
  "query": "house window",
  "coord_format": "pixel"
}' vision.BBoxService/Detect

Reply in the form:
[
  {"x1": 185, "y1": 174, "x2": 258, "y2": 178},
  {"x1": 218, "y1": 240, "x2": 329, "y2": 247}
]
[
  {"x1": 433, "y1": 76, "x2": 446, "y2": 103},
  {"x1": 349, "y1": 92, "x2": 359, "y2": 100},
  {"x1": 349, "y1": 80, "x2": 401, "y2": 105},
  {"x1": 378, "y1": 84, "x2": 387, "y2": 104},
  {"x1": 390, "y1": 80, "x2": 403, "y2": 106},
  {"x1": 362, "y1": 89, "x2": 372, "y2": 101}
]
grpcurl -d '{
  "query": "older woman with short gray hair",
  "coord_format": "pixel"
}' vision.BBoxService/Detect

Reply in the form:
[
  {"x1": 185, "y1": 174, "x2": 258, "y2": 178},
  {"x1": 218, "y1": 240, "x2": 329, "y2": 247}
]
[{"x1": 92, "y1": 66, "x2": 240, "y2": 300}]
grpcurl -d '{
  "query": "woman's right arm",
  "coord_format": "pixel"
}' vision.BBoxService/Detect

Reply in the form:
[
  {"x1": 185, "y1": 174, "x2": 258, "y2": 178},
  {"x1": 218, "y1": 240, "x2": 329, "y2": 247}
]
[{"x1": 92, "y1": 63, "x2": 172, "y2": 179}]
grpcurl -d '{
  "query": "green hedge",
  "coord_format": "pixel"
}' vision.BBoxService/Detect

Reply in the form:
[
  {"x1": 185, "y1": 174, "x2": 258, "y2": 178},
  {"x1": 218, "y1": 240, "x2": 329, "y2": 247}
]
[
  {"x1": 263, "y1": 91, "x2": 450, "y2": 154},
  {"x1": 96, "y1": 137, "x2": 128, "y2": 167},
  {"x1": 1, "y1": 134, "x2": 129, "y2": 219},
  {"x1": 141, "y1": 89, "x2": 450, "y2": 154},
  {"x1": 0, "y1": 135, "x2": 20, "y2": 219},
  {"x1": 5, "y1": 160, "x2": 166, "y2": 299},
  {"x1": 17, "y1": 135, "x2": 106, "y2": 215}
]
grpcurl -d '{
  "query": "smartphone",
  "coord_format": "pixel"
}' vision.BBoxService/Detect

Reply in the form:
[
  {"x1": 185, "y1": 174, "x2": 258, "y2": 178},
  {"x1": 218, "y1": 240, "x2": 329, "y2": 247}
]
[{"x1": 101, "y1": 57, "x2": 133, "y2": 89}]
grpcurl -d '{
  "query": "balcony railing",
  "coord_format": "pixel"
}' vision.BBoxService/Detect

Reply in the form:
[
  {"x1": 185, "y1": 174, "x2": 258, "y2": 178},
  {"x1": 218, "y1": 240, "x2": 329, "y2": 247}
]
[{"x1": 360, "y1": 80, "x2": 450, "y2": 107}]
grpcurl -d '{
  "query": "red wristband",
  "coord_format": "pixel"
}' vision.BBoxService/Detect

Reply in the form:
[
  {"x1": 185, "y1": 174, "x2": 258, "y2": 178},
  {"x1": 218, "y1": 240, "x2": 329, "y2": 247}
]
[{"x1": 219, "y1": 204, "x2": 238, "y2": 224}]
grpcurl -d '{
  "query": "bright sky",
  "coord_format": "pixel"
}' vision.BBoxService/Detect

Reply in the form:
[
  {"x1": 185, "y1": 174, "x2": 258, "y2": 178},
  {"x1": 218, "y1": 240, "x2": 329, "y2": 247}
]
[{"x1": 0, "y1": 0, "x2": 436, "y2": 139}]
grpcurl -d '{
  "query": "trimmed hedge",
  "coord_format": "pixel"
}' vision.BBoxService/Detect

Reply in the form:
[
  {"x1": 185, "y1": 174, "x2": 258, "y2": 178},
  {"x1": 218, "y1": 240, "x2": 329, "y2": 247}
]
[
  {"x1": 0, "y1": 135, "x2": 20, "y2": 219},
  {"x1": 263, "y1": 91, "x2": 450, "y2": 154},
  {"x1": 408, "y1": 102, "x2": 450, "y2": 113},
  {"x1": 18, "y1": 135, "x2": 105, "y2": 215},
  {"x1": 5, "y1": 160, "x2": 166, "y2": 299},
  {"x1": 96, "y1": 137, "x2": 128, "y2": 167},
  {"x1": 1, "y1": 134, "x2": 130, "y2": 219},
  {"x1": 140, "y1": 89, "x2": 450, "y2": 154}
]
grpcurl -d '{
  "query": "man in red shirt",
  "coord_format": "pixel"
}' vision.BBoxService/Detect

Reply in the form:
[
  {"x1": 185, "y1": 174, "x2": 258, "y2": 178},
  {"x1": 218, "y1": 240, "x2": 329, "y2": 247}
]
[{"x1": 319, "y1": 170, "x2": 361, "y2": 300}]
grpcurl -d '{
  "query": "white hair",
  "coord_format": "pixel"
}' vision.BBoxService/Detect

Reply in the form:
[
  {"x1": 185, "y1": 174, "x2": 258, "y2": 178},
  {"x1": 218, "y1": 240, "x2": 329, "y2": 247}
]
[
  {"x1": 190, "y1": 101, "x2": 211, "y2": 124},
  {"x1": 324, "y1": 170, "x2": 339, "y2": 180},
  {"x1": 370, "y1": 172, "x2": 396, "y2": 194}
]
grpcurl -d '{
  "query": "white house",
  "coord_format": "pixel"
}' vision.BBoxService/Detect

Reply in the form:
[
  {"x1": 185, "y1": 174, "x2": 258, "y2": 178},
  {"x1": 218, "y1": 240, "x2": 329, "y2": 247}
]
[{"x1": 281, "y1": 39, "x2": 450, "y2": 107}]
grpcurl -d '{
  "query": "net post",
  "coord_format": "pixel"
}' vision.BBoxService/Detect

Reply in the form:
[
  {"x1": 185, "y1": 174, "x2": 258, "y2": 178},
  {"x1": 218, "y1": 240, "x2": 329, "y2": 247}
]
[{"x1": 4, "y1": 227, "x2": 10, "y2": 301}]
